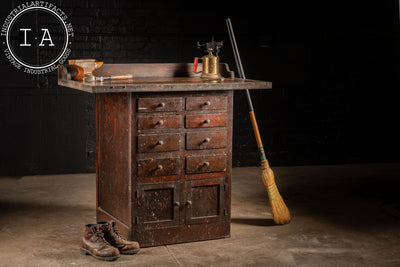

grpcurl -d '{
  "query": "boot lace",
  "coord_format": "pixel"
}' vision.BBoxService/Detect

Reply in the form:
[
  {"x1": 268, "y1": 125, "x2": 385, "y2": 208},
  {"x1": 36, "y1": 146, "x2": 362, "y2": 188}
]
[
  {"x1": 110, "y1": 225, "x2": 125, "y2": 241},
  {"x1": 91, "y1": 227, "x2": 109, "y2": 244}
]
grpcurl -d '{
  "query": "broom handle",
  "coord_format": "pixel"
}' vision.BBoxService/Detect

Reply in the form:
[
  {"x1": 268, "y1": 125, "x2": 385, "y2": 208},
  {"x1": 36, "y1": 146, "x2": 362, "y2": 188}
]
[{"x1": 225, "y1": 18, "x2": 267, "y2": 163}]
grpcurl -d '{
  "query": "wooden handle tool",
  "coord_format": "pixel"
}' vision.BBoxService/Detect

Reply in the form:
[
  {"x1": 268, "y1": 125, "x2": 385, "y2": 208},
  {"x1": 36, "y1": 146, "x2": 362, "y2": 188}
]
[
  {"x1": 85, "y1": 74, "x2": 133, "y2": 82},
  {"x1": 226, "y1": 18, "x2": 290, "y2": 225}
]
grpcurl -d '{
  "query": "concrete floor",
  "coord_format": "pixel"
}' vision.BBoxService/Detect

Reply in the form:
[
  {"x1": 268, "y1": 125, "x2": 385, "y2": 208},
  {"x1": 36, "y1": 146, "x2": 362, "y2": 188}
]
[{"x1": 1, "y1": 163, "x2": 400, "y2": 266}]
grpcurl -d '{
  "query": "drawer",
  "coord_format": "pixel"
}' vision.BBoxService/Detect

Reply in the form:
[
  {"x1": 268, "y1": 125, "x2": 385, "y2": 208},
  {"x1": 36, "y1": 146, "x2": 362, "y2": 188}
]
[
  {"x1": 138, "y1": 97, "x2": 182, "y2": 113},
  {"x1": 185, "y1": 113, "x2": 227, "y2": 128},
  {"x1": 186, "y1": 154, "x2": 227, "y2": 174},
  {"x1": 138, "y1": 157, "x2": 179, "y2": 177},
  {"x1": 186, "y1": 96, "x2": 227, "y2": 111},
  {"x1": 186, "y1": 131, "x2": 227, "y2": 150},
  {"x1": 138, "y1": 133, "x2": 180, "y2": 153},
  {"x1": 138, "y1": 115, "x2": 181, "y2": 130}
]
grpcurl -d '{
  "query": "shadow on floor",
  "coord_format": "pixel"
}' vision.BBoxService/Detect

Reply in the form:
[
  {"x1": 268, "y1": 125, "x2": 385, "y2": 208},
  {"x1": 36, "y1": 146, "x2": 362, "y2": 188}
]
[{"x1": 231, "y1": 218, "x2": 276, "y2": 227}]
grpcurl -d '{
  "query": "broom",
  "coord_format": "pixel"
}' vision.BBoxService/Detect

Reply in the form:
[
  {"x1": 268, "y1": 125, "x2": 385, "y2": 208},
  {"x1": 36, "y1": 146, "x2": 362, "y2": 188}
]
[{"x1": 225, "y1": 18, "x2": 291, "y2": 225}]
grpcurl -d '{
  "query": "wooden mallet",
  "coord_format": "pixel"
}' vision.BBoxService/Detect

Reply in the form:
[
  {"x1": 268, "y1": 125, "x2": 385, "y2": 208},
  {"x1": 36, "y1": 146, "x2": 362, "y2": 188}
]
[{"x1": 226, "y1": 18, "x2": 291, "y2": 225}]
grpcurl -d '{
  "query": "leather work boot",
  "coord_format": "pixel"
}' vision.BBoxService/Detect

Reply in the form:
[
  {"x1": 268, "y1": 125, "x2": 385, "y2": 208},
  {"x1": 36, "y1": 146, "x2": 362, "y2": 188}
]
[
  {"x1": 80, "y1": 224, "x2": 120, "y2": 261},
  {"x1": 98, "y1": 221, "x2": 141, "y2": 255}
]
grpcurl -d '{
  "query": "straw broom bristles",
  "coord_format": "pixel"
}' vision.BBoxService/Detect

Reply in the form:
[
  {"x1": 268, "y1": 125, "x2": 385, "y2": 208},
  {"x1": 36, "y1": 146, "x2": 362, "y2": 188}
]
[{"x1": 261, "y1": 159, "x2": 291, "y2": 225}]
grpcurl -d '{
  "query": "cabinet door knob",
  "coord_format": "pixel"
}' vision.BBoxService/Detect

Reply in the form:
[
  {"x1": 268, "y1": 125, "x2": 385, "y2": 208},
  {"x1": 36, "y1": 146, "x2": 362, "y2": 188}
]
[
  {"x1": 174, "y1": 201, "x2": 180, "y2": 207},
  {"x1": 156, "y1": 140, "x2": 164, "y2": 146},
  {"x1": 186, "y1": 201, "x2": 192, "y2": 206}
]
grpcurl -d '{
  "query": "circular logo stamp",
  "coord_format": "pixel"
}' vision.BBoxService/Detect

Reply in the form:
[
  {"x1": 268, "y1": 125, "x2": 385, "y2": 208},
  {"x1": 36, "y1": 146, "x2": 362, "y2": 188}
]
[{"x1": 1, "y1": 1, "x2": 74, "y2": 74}]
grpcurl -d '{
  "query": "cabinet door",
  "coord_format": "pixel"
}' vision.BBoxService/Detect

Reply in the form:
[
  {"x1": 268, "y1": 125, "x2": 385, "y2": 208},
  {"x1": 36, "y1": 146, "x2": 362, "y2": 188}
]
[
  {"x1": 185, "y1": 178, "x2": 226, "y2": 225},
  {"x1": 137, "y1": 182, "x2": 180, "y2": 229}
]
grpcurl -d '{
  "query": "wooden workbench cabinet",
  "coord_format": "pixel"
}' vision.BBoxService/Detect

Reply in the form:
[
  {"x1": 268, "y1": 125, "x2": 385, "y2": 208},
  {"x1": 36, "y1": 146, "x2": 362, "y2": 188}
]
[
  {"x1": 58, "y1": 63, "x2": 271, "y2": 247},
  {"x1": 96, "y1": 91, "x2": 233, "y2": 247}
]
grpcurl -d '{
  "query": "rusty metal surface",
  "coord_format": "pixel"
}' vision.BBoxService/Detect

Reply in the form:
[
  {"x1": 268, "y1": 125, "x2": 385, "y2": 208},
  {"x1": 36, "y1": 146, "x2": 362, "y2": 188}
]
[{"x1": 58, "y1": 63, "x2": 272, "y2": 93}]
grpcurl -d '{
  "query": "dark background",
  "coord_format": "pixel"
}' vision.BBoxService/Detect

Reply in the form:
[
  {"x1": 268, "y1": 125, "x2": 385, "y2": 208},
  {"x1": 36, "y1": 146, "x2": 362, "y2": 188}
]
[{"x1": 0, "y1": 0, "x2": 399, "y2": 175}]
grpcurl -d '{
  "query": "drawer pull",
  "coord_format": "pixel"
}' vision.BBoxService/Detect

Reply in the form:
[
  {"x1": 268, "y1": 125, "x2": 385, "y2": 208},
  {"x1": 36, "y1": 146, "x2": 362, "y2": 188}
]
[
  {"x1": 156, "y1": 140, "x2": 164, "y2": 146},
  {"x1": 186, "y1": 201, "x2": 192, "y2": 206},
  {"x1": 204, "y1": 101, "x2": 211, "y2": 106},
  {"x1": 174, "y1": 201, "x2": 180, "y2": 207},
  {"x1": 156, "y1": 165, "x2": 163, "y2": 170},
  {"x1": 203, "y1": 162, "x2": 210, "y2": 167},
  {"x1": 203, "y1": 138, "x2": 211, "y2": 143},
  {"x1": 158, "y1": 102, "x2": 165, "y2": 107},
  {"x1": 203, "y1": 119, "x2": 210, "y2": 124},
  {"x1": 156, "y1": 120, "x2": 164, "y2": 125}
]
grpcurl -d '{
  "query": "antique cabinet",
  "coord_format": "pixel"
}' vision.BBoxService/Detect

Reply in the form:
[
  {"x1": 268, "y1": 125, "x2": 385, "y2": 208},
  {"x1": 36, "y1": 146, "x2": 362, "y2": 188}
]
[{"x1": 58, "y1": 63, "x2": 271, "y2": 247}]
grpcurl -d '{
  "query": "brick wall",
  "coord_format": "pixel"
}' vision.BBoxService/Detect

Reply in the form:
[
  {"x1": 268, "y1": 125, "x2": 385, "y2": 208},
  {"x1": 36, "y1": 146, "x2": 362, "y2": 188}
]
[{"x1": 0, "y1": 0, "x2": 399, "y2": 175}]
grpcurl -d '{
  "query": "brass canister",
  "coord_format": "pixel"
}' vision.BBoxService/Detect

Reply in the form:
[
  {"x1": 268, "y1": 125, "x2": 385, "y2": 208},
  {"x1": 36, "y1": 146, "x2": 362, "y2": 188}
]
[{"x1": 200, "y1": 52, "x2": 221, "y2": 80}]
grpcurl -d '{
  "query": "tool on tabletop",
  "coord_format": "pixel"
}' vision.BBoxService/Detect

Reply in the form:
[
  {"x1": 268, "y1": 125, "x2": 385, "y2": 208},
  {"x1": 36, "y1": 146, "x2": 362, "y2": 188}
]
[
  {"x1": 84, "y1": 74, "x2": 133, "y2": 82},
  {"x1": 193, "y1": 37, "x2": 224, "y2": 82},
  {"x1": 68, "y1": 59, "x2": 103, "y2": 76}
]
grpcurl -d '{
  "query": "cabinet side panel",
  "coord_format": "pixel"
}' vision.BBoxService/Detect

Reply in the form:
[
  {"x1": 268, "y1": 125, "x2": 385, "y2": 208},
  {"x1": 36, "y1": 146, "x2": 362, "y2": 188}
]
[
  {"x1": 225, "y1": 90, "x2": 233, "y2": 236},
  {"x1": 96, "y1": 93, "x2": 131, "y2": 225}
]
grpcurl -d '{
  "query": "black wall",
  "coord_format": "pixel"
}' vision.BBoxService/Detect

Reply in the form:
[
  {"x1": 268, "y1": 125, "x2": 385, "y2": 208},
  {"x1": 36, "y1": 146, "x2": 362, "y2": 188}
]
[{"x1": 1, "y1": 0, "x2": 399, "y2": 175}]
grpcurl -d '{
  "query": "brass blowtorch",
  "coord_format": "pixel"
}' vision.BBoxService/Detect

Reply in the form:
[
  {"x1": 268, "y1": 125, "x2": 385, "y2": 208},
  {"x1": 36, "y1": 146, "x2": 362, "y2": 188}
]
[{"x1": 193, "y1": 38, "x2": 224, "y2": 81}]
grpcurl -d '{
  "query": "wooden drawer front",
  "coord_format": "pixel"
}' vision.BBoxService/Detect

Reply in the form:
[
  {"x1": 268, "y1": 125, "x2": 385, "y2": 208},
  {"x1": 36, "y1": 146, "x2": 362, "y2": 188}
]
[
  {"x1": 138, "y1": 97, "x2": 182, "y2": 113},
  {"x1": 138, "y1": 133, "x2": 180, "y2": 153},
  {"x1": 138, "y1": 115, "x2": 181, "y2": 130},
  {"x1": 185, "y1": 113, "x2": 227, "y2": 128},
  {"x1": 186, "y1": 154, "x2": 226, "y2": 174},
  {"x1": 186, "y1": 96, "x2": 227, "y2": 111},
  {"x1": 186, "y1": 131, "x2": 227, "y2": 150},
  {"x1": 138, "y1": 157, "x2": 179, "y2": 177}
]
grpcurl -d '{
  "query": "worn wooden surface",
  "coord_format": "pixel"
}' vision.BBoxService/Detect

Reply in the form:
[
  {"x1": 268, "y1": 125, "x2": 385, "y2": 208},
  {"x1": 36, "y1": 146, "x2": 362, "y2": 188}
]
[
  {"x1": 95, "y1": 90, "x2": 233, "y2": 246},
  {"x1": 58, "y1": 63, "x2": 262, "y2": 246},
  {"x1": 58, "y1": 63, "x2": 271, "y2": 93}
]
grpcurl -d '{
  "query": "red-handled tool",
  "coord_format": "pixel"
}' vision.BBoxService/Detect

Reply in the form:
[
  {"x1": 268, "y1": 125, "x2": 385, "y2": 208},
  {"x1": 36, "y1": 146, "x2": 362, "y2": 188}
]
[{"x1": 193, "y1": 57, "x2": 199, "y2": 73}]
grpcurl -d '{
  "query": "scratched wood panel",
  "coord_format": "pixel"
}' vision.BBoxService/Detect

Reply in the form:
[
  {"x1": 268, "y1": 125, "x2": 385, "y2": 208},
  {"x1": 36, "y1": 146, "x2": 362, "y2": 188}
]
[
  {"x1": 137, "y1": 133, "x2": 181, "y2": 153},
  {"x1": 138, "y1": 115, "x2": 182, "y2": 130},
  {"x1": 185, "y1": 113, "x2": 227, "y2": 128},
  {"x1": 138, "y1": 97, "x2": 182, "y2": 113},
  {"x1": 186, "y1": 95, "x2": 227, "y2": 111},
  {"x1": 186, "y1": 131, "x2": 227, "y2": 150},
  {"x1": 186, "y1": 154, "x2": 227, "y2": 174},
  {"x1": 137, "y1": 157, "x2": 180, "y2": 177},
  {"x1": 96, "y1": 93, "x2": 131, "y2": 225},
  {"x1": 185, "y1": 177, "x2": 225, "y2": 225}
]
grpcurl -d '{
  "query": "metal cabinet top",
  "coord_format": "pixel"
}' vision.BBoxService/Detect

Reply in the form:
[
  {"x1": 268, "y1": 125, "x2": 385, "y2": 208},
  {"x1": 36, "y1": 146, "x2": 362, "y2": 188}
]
[{"x1": 58, "y1": 63, "x2": 271, "y2": 93}]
